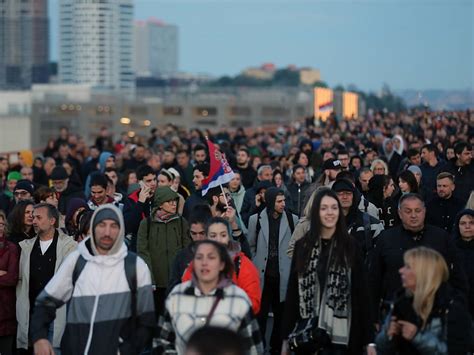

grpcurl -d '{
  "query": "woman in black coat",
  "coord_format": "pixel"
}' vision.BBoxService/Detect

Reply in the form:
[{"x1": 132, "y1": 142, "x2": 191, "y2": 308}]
[
  {"x1": 282, "y1": 189, "x2": 374, "y2": 355},
  {"x1": 375, "y1": 246, "x2": 472, "y2": 355},
  {"x1": 452, "y1": 209, "x2": 474, "y2": 319}
]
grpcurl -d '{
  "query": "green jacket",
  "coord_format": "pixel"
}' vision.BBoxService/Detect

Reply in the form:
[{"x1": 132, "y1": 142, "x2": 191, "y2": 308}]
[{"x1": 137, "y1": 187, "x2": 191, "y2": 287}]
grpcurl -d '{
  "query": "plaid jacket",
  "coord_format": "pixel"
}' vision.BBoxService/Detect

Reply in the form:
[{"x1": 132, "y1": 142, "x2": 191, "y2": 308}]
[{"x1": 153, "y1": 280, "x2": 263, "y2": 355}]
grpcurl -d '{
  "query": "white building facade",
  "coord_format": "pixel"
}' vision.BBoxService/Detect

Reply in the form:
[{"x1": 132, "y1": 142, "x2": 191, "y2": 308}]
[
  {"x1": 134, "y1": 19, "x2": 178, "y2": 77},
  {"x1": 59, "y1": 0, "x2": 134, "y2": 94}
]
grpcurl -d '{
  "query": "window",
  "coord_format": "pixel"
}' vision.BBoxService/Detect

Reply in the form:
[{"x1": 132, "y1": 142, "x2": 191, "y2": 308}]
[
  {"x1": 194, "y1": 107, "x2": 217, "y2": 117},
  {"x1": 229, "y1": 106, "x2": 251, "y2": 116},
  {"x1": 163, "y1": 106, "x2": 182, "y2": 116}
]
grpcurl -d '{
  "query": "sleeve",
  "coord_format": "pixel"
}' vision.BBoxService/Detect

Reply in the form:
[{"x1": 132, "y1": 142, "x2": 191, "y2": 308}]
[
  {"x1": 237, "y1": 309, "x2": 264, "y2": 355},
  {"x1": 247, "y1": 215, "x2": 257, "y2": 257},
  {"x1": 446, "y1": 296, "x2": 472, "y2": 355},
  {"x1": 374, "y1": 313, "x2": 397, "y2": 354},
  {"x1": 137, "y1": 218, "x2": 154, "y2": 283},
  {"x1": 368, "y1": 233, "x2": 385, "y2": 322},
  {"x1": 445, "y1": 236, "x2": 468, "y2": 298},
  {"x1": 181, "y1": 218, "x2": 191, "y2": 247},
  {"x1": 282, "y1": 247, "x2": 300, "y2": 339},
  {"x1": 234, "y1": 231, "x2": 252, "y2": 259},
  {"x1": 124, "y1": 199, "x2": 145, "y2": 236},
  {"x1": 30, "y1": 252, "x2": 79, "y2": 343},
  {"x1": 181, "y1": 262, "x2": 193, "y2": 283},
  {"x1": 0, "y1": 244, "x2": 19, "y2": 287},
  {"x1": 152, "y1": 311, "x2": 178, "y2": 355},
  {"x1": 238, "y1": 256, "x2": 262, "y2": 314}
]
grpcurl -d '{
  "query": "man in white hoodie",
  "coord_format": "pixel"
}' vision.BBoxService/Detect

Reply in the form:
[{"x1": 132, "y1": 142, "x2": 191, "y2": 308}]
[{"x1": 30, "y1": 204, "x2": 155, "y2": 355}]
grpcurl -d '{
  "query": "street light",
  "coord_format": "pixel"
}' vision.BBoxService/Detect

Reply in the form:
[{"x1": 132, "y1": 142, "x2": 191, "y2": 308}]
[{"x1": 120, "y1": 117, "x2": 131, "y2": 125}]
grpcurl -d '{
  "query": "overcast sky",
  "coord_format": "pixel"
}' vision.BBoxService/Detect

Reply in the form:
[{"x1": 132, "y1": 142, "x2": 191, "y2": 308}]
[{"x1": 49, "y1": 0, "x2": 473, "y2": 91}]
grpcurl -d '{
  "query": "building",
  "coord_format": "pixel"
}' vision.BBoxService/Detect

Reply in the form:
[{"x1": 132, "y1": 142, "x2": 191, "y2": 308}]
[
  {"x1": 242, "y1": 63, "x2": 276, "y2": 80},
  {"x1": 0, "y1": 0, "x2": 49, "y2": 89},
  {"x1": 59, "y1": 0, "x2": 135, "y2": 95},
  {"x1": 134, "y1": 18, "x2": 179, "y2": 77},
  {"x1": 299, "y1": 68, "x2": 321, "y2": 85}
]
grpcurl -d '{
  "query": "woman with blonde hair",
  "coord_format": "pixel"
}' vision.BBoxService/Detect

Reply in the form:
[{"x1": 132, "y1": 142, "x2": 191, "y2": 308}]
[
  {"x1": 370, "y1": 159, "x2": 389, "y2": 176},
  {"x1": 376, "y1": 246, "x2": 472, "y2": 354}
]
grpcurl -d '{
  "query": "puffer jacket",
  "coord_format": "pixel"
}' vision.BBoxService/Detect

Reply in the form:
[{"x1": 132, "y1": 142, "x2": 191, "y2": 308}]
[
  {"x1": 181, "y1": 243, "x2": 261, "y2": 314},
  {"x1": 137, "y1": 187, "x2": 191, "y2": 287}
]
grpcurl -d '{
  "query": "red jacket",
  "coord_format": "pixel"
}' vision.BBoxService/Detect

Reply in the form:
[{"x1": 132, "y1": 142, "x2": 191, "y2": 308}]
[
  {"x1": 182, "y1": 251, "x2": 261, "y2": 314},
  {"x1": 0, "y1": 240, "x2": 19, "y2": 336}
]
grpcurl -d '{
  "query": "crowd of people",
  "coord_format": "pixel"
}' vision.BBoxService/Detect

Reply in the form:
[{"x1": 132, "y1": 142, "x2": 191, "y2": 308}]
[{"x1": 0, "y1": 108, "x2": 473, "y2": 355}]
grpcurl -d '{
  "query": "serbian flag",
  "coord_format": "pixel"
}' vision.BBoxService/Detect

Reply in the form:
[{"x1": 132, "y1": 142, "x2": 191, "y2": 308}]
[
  {"x1": 201, "y1": 138, "x2": 235, "y2": 196},
  {"x1": 319, "y1": 101, "x2": 333, "y2": 112}
]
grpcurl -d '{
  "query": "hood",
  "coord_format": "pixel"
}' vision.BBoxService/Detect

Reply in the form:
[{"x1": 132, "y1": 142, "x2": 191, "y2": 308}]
[
  {"x1": 89, "y1": 204, "x2": 125, "y2": 256},
  {"x1": 19, "y1": 150, "x2": 33, "y2": 167},
  {"x1": 393, "y1": 134, "x2": 405, "y2": 155},
  {"x1": 264, "y1": 187, "x2": 283, "y2": 214},
  {"x1": 452, "y1": 209, "x2": 474, "y2": 240},
  {"x1": 99, "y1": 152, "x2": 113, "y2": 172},
  {"x1": 152, "y1": 186, "x2": 179, "y2": 214},
  {"x1": 367, "y1": 175, "x2": 386, "y2": 206},
  {"x1": 382, "y1": 138, "x2": 394, "y2": 160}
]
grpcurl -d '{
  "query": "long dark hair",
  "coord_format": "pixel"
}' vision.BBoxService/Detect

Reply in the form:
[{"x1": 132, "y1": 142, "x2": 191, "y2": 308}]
[
  {"x1": 397, "y1": 170, "x2": 419, "y2": 193},
  {"x1": 296, "y1": 189, "x2": 354, "y2": 273},
  {"x1": 7, "y1": 200, "x2": 34, "y2": 236},
  {"x1": 193, "y1": 240, "x2": 234, "y2": 280}
]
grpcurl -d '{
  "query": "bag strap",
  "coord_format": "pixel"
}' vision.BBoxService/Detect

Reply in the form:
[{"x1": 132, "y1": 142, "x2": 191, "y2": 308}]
[
  {"x1": 72, "y1": 255, "x2": 87, "y2": 286},
  {"x1": 255, "y1": 211, "x2": 262, "y2": 247},
  {"x1": 124, "y1": 252, "x2": 138, "y2": 350},
  {"x1": 206, "y1": 294, "x2": 222, "y2": 325}
]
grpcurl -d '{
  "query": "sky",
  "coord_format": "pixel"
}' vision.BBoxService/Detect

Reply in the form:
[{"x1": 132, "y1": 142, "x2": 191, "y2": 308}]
[{"x1": 48, "y1": 0, "x2": 473, "y2": 91}]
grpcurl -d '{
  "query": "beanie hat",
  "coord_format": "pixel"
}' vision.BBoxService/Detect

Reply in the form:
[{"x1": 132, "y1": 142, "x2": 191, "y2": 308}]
[
  {"x1": 13, "y1": 179, "x2": 35, "y2": 195},
  {"x1": 92, "y1": 207, "x2": 121, "y2": 232},
  {"x1": 153, "y1": 186, "x2": 178, "y2": 207},
  {"x1": 322, "y1": 159, "x2": 342, "y2": 171},
  {"x1": 65, "y1": 197, "x2": 89, "y2": 227},
  {"x1": 19, "y1": 150, "x2": 33, "y2": 168},
  {"x1": 407, "y1": 165, "x2": 422, "y2": 176},
  {"x1": 50, "y1": 166, "x2": 69, "y2": 180},
  {"x1": 7, "y1": 171, "x2": 22, "y2": 182}
]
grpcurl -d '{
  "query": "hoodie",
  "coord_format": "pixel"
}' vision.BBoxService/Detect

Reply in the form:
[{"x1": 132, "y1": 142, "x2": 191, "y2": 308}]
[
  {"x1": 84, "y1": 152, "x2": 114, "y2": 197},
  {"x1": 30, "y1": 204, "x2": 156, "y2": 355}
]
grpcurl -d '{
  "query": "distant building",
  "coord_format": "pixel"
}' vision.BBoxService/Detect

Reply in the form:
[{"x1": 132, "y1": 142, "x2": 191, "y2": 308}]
[
  {"x1": 134, "y1": 18, "x2": 179, "y2": 77},
  {"x1": 242, "y1": 63, "x2": 276, "y2": 80},
  {"x1": 0, "y1": 0, "x2": 49, "y2": 89},
  {"x1": 59, "y1": 0, "x2": 135, "y2": 95},
  {"x1": 299, "y1": 68, "x2": 321, "y2": 85}
]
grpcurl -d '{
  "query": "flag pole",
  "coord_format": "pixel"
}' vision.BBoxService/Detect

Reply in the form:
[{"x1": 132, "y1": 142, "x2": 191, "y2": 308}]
[{"x1": 219, "y1": 183, "x2": 229, "y2": 208}]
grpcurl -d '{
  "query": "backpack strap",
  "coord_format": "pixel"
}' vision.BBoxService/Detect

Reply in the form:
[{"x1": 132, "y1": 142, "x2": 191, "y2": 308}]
[
  {"x1": 255, "y1": 211, "x2": 262, "y2": 248},
  {"x1": 72, "y1": 255, "x2": 87, "y2": 286},
  {"x1": 124, "y1": 252, "x2": 138, "y2": 349}
]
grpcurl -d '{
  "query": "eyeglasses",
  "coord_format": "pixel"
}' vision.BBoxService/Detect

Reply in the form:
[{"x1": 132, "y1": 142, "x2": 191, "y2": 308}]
[{"x1": 14, "y1": 190, "x2": 30, "y2": 197}]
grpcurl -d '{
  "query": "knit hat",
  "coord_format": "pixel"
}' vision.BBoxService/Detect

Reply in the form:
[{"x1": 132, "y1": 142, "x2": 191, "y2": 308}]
[
  {"x1": 65, "y1": 197, "x2": 89, "y2": 227},
  {"x1": 407, "y1": 165, "x2": 422, "y2": 177},
  {"x1": 92, "y1": 207, "x2": 121, "y2": 231},
  {"x1": 13, "y1": 179, "x2": 35, "y2": 195},
  {"x1": 7, "y1": 171, "x2": 22, "y2": 182},
  {"x1": 153, "y1": 186, "x2": 178, "y2": 208},
  {"x1": 50, "y1": 166, "x2": 69, "y2": 180},
  {"x1": 18, "y1": 150, "x2": 33, "y2": 168}
]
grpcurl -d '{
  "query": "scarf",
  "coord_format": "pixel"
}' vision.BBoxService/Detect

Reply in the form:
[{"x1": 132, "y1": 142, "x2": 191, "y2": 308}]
[
  {"x1": 154, "y1": 209, "x2": 180, "y2": 223},
  {"x1": 298, "y1": 240, "x2": 352, "y2": 345}
]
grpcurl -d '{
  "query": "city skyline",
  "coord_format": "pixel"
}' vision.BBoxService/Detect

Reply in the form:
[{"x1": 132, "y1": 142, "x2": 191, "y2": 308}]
[{"x1": 48, "y1": 0, "x2": 472, "y2": 92}]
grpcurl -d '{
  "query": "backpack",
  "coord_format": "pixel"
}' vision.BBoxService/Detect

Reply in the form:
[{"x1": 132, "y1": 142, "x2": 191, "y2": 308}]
[
  {"x1": 72, "y1": 252, "x2": 138, "y2": 345},
  {"x1": 255, "y1": 209, "x2": 295, "y2": 247}
]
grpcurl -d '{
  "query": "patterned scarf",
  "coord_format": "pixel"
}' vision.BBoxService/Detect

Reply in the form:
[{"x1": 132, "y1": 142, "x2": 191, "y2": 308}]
[
  {"x1": 298, "y1": 240, "x2": 352, "y2": 345},
  {"x1": 154, "y1": 209, "x2": 180, "y2": 223}
]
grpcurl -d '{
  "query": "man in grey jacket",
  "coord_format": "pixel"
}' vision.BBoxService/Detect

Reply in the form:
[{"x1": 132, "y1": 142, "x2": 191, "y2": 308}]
[
  {"x1": 16, "y1": 203, "x2": 76, "y2": 352},
  {"x1": 247, "y1": 187, "x2": 298, "y2": 355}
]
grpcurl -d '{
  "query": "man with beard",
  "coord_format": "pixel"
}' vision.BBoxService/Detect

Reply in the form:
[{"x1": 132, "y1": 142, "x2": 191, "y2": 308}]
[
  {"x1": 247, "y1": 187, "x2": 298, "y2": 355},
  {"x1": 17, "y1": 203, "x2": 76, "y2": 352},
  {"x1": 206, "y1": 185, "x2": 250, "y2": 257},
  {"x1": 51, "y1": 166, "x2": 85, "y2": 216},
  {"x1": 236, "y1": 148, "x2": 257, "y2": 189},
  {"x1": 30, "y1": 204, "x2": 155, "y2": 355}
]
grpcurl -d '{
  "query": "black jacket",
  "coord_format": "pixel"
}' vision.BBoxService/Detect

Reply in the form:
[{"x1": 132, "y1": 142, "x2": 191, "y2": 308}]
[
  {"x1": 182, "y1": 191, "x2": 207, "y2": 221},
  {"x1": 369, "y1": 224, "x2": 467, "y2": 320},
  {"x1": 376, "y1": 284, "x2": 472, "y2": 355},
  {"x1": 58, "y1": 184, "x2": 86, "y2": 215},
  {"x1": 287, "y1": 181, "x2": 310, "y2": 218},
  {"x1": 425, "y1": 195, "x2": 464, "y2": 233},
  {"x1": 238, "y1": 165, "x2": 257, "y2": 189},
  {"x1": 445, "y1": 161, "x2": 474, "y2": 204}
]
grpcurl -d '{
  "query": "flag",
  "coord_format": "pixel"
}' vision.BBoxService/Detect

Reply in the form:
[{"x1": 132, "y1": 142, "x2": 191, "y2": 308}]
[
  {"x1": 319, "y1": 101, "x2": 333, "y2": 112},
  {"x1": 201, "y1": 139, "x2": 235, "y2": 196}
]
